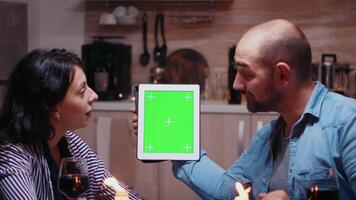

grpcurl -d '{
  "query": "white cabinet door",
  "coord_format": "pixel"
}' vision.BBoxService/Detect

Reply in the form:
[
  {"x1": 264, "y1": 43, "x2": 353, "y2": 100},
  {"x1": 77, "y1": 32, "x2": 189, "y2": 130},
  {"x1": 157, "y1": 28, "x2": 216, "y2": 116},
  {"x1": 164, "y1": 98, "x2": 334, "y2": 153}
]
[
  {"x1": 201, "y1": 113, "x2": 251, "y2": 169},
  {"x1": 251, "y1": 113, "x2": 279, "y2": 135},
  {"x1": 76, "y1": 111, "x2": 159, "y2": 199},
  {"x1": 158, "y1": 162, "x2": 200, "y2": 200},
  {"x1": 156, "y1": 113, "x2": 252, "y2": 200}
]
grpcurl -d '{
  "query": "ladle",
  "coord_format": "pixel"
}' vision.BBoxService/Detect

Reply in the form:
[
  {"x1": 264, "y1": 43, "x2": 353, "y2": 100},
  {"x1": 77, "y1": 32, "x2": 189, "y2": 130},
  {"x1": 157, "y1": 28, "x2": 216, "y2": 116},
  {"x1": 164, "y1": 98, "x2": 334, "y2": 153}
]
[
  {"x1": 153, "y1": 13, "x2": 161, "y2": 63},
  {"x1": 140, "y1": 13, "x2": 150, "y2": 66}
]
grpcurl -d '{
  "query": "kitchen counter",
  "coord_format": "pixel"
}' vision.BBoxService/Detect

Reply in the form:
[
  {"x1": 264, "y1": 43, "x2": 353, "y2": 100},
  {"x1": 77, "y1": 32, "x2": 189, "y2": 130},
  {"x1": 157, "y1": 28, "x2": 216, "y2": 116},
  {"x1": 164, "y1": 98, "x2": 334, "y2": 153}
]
[
  {"x1": 81, "y1": 100, "x2": 278, "y2": 200},
  {"x1": 93, "y1": 100, "x2": 254, "y2": 114}
]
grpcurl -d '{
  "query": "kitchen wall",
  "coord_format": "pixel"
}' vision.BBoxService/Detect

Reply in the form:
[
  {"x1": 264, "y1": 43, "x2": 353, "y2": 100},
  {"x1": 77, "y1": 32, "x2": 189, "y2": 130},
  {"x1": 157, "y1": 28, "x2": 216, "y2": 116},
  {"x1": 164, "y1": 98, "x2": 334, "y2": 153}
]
[
  {"x1": 27, "y1": 0, "x2": 85, "y2": 55},
  {"x1": 1, "y1": 0, "x2": 85, "y2": 55},
  {"x1": 0, "y1": 0, "x2": 27, "y2": 80},
  {"x1": 0, "y1": 0, "x2": 27, "y2": 104},
  {"x1": 0, "y1": 0, "x2": 26, "y2": 3},
  {"x1": 0, "y1": 0, "x2": 85, "y2": 106},
  {"x1": 85, "y1": 0, "x2": 356, "y2": 92},
  {"x1": 2, "y1": 0, "x2": 355, "y2": 93}
]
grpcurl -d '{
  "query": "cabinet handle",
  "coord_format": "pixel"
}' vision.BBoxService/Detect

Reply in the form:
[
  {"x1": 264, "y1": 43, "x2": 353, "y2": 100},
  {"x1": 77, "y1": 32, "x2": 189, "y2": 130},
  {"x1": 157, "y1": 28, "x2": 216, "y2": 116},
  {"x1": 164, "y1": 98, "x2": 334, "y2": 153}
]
[
  {"x1": 96, "y1": 116, "x2": 112, "y2": 170},
  {"x1": 238, "y1": 120, "x2": 245, "y2": 154},
  {"x1": 257, "y1": 121, "x2": 264, "y2": 131}
]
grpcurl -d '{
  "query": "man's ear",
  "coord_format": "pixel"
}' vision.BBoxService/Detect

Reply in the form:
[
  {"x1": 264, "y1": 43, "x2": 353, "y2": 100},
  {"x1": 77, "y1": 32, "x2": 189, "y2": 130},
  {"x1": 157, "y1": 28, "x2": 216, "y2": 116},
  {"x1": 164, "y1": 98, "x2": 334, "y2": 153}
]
[{"x1": 274, "y1": 62, "x2": 291, "y2": 86}]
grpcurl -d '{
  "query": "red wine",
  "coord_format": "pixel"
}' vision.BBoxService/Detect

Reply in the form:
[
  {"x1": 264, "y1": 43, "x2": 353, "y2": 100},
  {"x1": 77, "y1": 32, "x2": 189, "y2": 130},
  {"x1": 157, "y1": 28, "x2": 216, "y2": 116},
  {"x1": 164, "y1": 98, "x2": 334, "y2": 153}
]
[
  {"x1": 306, "y1": 188, "x2": 339, "y2": 200},
  {"x1": 58, "y1": 174, "x2": 89, "y2": 198}
]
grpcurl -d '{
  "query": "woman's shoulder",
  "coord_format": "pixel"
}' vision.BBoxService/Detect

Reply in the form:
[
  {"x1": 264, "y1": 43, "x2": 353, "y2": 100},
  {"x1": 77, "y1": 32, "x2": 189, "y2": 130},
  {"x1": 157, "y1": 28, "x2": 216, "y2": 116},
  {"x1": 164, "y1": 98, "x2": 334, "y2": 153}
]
[
  {"x1": 65, "y1": 131, "x2": 96, "y2": 158},
  {"x1": 0, "y1": 142, "x2": 37, "y2": 159},
  {"x1": 0, "y1": 143, "x2": 39, "y2": 174},
  {"x1": 65, "y1": 131, "x2": 85, "y2": 143}
]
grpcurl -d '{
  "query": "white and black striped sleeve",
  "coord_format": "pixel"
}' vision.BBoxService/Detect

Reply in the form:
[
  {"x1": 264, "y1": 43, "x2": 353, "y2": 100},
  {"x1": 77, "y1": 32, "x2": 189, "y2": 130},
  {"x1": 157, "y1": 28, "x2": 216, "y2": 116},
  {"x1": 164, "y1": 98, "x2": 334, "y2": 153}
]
[
  {"x1": 0, "y1": 171, "x2": 37, "y2": 200},
  {"x1": 66, "y1": 132, "x2": 143, "y2": 200},
  {"x1": 0, "y1": 145, "x2": 39, "y2": 200}
]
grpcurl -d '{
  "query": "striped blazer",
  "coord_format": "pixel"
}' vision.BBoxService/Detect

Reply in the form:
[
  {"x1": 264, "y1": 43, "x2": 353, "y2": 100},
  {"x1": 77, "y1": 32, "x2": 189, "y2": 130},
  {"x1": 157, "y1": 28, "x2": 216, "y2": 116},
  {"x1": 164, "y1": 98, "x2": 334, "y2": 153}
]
[{"x1": 0, "y1": 131, "x2": 142, "y2": 200}]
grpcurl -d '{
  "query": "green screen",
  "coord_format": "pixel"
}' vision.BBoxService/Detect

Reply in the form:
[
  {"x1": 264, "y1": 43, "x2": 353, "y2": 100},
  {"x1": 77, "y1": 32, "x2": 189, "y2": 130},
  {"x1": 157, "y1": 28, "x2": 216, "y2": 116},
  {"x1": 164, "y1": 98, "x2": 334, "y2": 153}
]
[{"x1": 144, "y1": 91, "x2": 194, "y2": 153}]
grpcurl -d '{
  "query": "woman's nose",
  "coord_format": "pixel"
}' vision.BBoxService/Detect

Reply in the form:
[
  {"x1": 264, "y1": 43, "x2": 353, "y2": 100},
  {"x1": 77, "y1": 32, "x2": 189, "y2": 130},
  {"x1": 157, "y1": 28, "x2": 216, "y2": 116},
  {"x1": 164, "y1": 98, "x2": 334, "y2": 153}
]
[
  {"x1": 232, "y1": 73, "x2": 246, "y2": 92},
  {"x1": 88, "y1": 87, "x2": 98, "y2": 103}
]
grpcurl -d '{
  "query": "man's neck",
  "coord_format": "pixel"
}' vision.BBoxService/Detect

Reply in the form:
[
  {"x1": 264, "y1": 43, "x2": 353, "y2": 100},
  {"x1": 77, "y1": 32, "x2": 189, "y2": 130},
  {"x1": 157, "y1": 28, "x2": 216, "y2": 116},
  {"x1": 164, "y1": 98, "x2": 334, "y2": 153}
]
[{"x1": 279, "y1": 81, "x2": 315, "y2": 136}]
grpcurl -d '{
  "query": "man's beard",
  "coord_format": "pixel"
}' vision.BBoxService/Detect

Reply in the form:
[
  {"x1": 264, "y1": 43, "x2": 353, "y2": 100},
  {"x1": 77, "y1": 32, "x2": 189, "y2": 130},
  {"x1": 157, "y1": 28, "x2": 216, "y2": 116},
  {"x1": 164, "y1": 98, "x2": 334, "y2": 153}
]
[{"x1": 245, "y1": 87, "x2": 282, "y2": 113}]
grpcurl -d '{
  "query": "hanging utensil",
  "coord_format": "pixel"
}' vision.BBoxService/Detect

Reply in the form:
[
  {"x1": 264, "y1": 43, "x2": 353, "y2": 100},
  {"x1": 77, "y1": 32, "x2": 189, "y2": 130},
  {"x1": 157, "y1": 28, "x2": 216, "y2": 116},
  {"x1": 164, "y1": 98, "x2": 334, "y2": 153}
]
[
  {"x1": 158, "y1": 13, "x2": 167, "y2": 68},
  {"x1": 139, "y1": 13, "x2": 150, "y2": 66},
  {"x1": 149, "y1": 13, "x2": 168, "y2": 83},
  {"x1": 153, "y1": 13, "x2": 161, "y2": 63}
]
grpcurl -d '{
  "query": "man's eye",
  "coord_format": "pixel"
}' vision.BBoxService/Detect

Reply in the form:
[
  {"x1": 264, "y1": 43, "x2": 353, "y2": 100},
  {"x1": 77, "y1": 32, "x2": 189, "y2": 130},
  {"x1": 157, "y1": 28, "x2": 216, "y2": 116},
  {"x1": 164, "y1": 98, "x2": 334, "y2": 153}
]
[
  {"x1": 233, "y1": 63, "x2": 248, "y2": 71},
  {"x1": 237, "y1": 67, "x2": 248, "y2": 75},
  {"x1": 238, "y1": 69, "x2": 254, "y2": 80},
  {"x1": 233, "y1": 63, "x2": 240, "y2": 70}
]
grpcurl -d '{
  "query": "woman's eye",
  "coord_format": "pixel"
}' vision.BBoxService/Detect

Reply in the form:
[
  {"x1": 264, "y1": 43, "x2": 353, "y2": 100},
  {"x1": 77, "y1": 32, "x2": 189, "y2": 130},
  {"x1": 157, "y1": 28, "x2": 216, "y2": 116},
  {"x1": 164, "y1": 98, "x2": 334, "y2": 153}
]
[{"x1": 79, "y1": 88, "x2": 86, "y2": 96}]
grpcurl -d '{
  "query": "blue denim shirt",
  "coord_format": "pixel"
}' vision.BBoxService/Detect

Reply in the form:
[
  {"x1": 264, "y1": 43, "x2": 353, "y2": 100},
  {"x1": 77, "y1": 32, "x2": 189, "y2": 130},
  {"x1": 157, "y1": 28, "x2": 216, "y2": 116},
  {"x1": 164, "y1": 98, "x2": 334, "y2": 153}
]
[{"x1": 172, "y1": 82, "x2": 356, "y2": 200}]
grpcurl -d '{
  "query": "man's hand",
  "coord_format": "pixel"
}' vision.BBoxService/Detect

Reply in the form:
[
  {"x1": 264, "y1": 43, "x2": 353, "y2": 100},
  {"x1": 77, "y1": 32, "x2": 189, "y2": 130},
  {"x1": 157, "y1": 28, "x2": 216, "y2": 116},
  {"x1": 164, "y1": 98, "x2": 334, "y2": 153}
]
[
  {"x1": 131, "y1": 107, "x2": 138, "y2": 136},
  {"x1": 259, "y1": 190, "x2": 290, "y2": 200}
]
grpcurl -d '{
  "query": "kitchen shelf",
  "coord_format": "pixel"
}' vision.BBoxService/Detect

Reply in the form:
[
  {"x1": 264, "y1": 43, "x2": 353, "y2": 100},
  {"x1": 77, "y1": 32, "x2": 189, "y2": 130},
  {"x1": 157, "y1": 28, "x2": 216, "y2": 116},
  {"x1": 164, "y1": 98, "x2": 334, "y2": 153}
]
[{"x1": 86, "y1": 0, "x2": 232, "y2": 2}]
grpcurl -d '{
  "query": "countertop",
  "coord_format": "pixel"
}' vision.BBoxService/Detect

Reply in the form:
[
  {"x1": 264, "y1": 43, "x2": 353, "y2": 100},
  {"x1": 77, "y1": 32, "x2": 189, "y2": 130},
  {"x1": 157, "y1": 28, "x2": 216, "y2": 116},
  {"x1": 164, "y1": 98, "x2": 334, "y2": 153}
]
[{"x1": 93, "y1": 100, "x2": 253, "y2": 114}]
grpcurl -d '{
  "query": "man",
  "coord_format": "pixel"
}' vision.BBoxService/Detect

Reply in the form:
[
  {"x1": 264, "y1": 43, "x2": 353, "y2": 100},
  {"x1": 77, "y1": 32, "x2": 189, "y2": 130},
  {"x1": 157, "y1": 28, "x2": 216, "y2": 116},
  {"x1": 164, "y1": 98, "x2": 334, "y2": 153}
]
[{"x1": 133, "y1": 19, "x2": 356, "y2": 200}]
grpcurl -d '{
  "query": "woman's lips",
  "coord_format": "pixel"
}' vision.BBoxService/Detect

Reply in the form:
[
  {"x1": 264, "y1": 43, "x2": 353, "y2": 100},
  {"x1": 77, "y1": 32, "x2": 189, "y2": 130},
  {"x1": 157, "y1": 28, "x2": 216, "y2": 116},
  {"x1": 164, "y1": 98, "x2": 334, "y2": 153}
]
[{"x1": 86, "y1": 111, "x2": 91, "y2": 118}]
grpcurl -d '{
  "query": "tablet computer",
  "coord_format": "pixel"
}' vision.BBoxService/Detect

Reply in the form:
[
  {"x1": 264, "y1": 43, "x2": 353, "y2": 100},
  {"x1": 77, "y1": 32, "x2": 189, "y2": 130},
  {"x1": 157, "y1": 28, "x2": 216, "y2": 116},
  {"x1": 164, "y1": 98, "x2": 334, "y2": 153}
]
[{"x1": 137, "y1": 84, "x2": 200, "y2": 160}]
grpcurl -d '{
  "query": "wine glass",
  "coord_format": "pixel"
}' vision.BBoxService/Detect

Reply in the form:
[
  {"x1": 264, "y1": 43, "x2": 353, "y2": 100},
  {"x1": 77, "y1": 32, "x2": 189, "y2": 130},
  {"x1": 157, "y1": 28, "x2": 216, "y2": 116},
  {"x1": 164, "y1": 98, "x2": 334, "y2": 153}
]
[
  {"x1": 58, "y1": 157, "x2": 89, "y2": 199},
  {"x1": 294, "y1": 168, "x2": 339, "y2": 200}
]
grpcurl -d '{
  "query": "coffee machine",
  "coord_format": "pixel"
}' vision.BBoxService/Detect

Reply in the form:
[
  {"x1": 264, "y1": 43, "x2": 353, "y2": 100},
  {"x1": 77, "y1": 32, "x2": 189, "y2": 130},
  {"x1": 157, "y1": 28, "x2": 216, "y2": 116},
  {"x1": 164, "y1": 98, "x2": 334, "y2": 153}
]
[
  {"x1": 82, "y1": 37, "x2": 132, "y2": 100},
  {"x1": 313, "y1": 53, "x2": 353, "y2": 96}
]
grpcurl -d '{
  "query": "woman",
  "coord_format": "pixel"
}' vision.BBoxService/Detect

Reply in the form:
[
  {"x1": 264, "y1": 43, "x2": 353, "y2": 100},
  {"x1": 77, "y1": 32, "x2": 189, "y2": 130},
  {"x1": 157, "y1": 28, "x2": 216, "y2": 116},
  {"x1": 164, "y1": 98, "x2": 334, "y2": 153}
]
[{"x1": 0, "y1": 49, "x2": 141, "y2": 199}]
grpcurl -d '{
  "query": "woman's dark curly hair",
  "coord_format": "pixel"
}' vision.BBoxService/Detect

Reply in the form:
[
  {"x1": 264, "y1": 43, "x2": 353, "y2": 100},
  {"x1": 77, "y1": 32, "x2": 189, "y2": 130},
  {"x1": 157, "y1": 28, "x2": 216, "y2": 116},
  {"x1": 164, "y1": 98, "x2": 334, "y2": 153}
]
[{"x1": 0, "y1": 48, "x2": 83, "y2": 145}]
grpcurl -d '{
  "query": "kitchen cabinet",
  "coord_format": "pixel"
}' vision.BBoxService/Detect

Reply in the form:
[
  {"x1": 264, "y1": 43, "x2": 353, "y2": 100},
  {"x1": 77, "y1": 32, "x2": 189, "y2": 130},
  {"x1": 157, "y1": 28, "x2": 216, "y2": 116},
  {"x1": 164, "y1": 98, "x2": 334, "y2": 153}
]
[
  {"x1": 156, "y1": 113, "x2": 252, "y2": 200},
  {"x1": 201, "y1": 113, "x2": 252, "y2": 169},
  {"x1": 251, "y1": 113, "x2": 279, "y2": 134},
  {"x1": 75, "y1": 102, "x2": 278, "y2": 200},
  {"x1": 76, "y1": 111, "x2": 160, "y2": 199},
  {"x1": 86, "y1": 0, "x2": 232, "y2": 2}
]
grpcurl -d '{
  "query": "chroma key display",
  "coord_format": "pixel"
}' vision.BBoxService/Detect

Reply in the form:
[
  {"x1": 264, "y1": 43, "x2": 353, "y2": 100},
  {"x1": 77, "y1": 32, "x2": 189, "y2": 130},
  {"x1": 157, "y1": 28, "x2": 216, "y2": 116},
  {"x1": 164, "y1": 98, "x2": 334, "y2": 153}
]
[{"x1": 143, "y1": 91, "x2": 194, "y2": 153}]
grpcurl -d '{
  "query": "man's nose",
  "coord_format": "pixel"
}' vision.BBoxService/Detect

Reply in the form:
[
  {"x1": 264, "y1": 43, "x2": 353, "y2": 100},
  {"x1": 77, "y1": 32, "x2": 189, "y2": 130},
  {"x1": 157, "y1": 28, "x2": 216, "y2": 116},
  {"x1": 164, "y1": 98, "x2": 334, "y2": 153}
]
[{"x1": 232, "y1": 73, "x2": 246, "y2": 92}]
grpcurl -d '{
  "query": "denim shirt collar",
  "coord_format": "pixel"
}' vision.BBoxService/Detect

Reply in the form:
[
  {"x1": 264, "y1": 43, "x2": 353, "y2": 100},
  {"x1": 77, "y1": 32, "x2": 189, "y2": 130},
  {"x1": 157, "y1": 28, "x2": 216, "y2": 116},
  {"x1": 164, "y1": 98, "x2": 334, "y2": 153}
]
[
  {"x1": 303, "y1": 81, "x2": 328, "y2": 119},
  {"x1": 271, "y1": 81, "x2": 328, "y2": 141}
]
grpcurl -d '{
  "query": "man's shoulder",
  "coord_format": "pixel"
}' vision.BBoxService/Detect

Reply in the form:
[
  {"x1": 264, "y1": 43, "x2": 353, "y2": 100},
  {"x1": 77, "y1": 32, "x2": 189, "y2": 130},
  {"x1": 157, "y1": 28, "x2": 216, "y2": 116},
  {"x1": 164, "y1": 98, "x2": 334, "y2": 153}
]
[
  {"x1": 325, "y1": 92, "x2": 356, "y2": 110},
  {"x1": 323, "y1": 93, "x2": 356, "y2": 113},
  {"x1": 319, "y1": 92, "x2": 356, "y2": 126}
]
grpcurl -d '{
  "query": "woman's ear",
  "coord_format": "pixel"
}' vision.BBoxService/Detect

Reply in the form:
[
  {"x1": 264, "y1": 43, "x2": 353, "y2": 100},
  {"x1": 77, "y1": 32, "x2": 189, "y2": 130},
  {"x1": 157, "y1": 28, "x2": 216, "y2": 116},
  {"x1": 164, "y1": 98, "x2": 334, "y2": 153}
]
[
  {"x1": 51, "y1": 107, "x2": 61, "y2": 121},
  {"x1": 274, "y1": 62, "x2": 291, "y2": 86}
]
